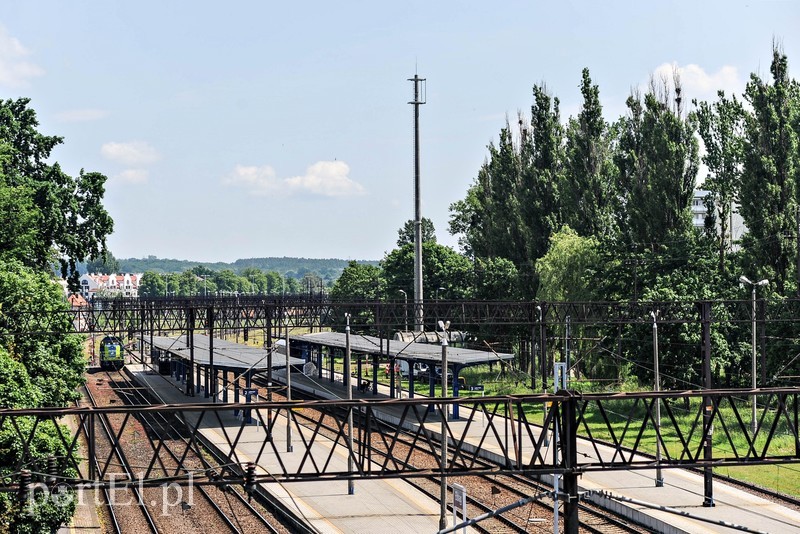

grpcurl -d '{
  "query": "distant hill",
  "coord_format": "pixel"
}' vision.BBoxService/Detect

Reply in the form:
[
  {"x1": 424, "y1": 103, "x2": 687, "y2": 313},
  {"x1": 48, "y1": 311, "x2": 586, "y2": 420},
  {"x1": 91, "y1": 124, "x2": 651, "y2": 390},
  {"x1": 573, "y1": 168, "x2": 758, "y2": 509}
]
[{"x1": 115, "y1": 256, "x2": 378, "y2": 281}]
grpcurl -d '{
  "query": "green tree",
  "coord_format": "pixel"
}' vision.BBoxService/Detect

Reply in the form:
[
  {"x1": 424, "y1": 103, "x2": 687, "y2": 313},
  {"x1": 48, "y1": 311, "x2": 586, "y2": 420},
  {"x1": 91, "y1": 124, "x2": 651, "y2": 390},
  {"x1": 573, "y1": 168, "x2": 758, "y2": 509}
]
[
  {"x1": 86, "y1": 250, "x2": 120, "y2": 274},
  {"x1": 517, "y1": 85, "x2": 564, "y2": 281},
  {"x1": 615, "y1": 78, "x2": 698, "y2": 252},
  {"x1": 0, "y1": 262, "x2": 84, "y2": 531},
  {"x1": 177, "y1": 270, "x2": 198, "y2": 296},
  {"x1": 448, "y1": 183, "x2": 485, "y2": 258},
  {"x1": 138, "y1": 271, "x2": 165, "y2": 297},
  {"x1": 213, "y1": 269, "x2": 240, "y2": 294},
  {"x1": 739, "y1": 46, "x2": 800, "y2": 294},
  {"x1": 284, "y1": 277, "x2": 301, "y2": 294},
  {"x1": 0, "y1": 348, "x2": 41, "y2": 408},
  {"x1": 472, "y1": 256, "x2": 520, "y2": 300},
  {"x1": 381, "y1": 242, "x2": 472, "y2": 300},
  {"x1": 562, "y1": 68, "x2": 618, "y2": 238},
  {"x1": 449, "y1": 86, "x2": 564, "y2": 298},
  {"x1": 0, "y1": 261, "x2": 85, "y2": 407},
  {"x1": 330, "y1": 261, "x2": 384, "y2": 300},
  {"x1": 693, "y1": 90, "x2": 746, "y2": 275},
  {"x1": 397, "y1": 217, "x2": 437, "y2": 247},
  {"x1": 240, "y1": 267, "x2": 267, "y2": 294},
  {"x1": 265, "y1": 271, "x2": 285, "y2": 295},
  {"x1": 0, "y1": 98, "x2": 114, "y2": 290},
  {"x1": 0, "y1": 182, "x2": 40, "y2": 266},
  {"x1": 535, "y1": 225, "x2": 600, "y2": 302}
]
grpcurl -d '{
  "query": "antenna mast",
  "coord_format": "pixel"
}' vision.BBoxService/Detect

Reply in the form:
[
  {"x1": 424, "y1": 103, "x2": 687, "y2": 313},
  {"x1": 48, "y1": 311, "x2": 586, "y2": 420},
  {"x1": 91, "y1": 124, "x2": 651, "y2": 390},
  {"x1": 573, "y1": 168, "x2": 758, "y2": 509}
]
[{"x1": 408, "y1": 73, "x2": 426, "y2": 332}]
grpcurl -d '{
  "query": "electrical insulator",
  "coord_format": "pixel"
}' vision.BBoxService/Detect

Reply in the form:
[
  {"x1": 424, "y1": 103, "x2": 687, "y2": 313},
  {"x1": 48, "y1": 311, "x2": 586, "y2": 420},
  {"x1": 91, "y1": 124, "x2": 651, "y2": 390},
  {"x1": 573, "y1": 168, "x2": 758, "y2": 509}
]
[
  {"x1": 18, "y1": 469, "x2": 31, "y2": 503},
  {"x1": 47, "y1": 456, "x2": 58, "y2": 487},
  {"x1": 244, "y1": 462, "x2": 256, "y2": 500}
]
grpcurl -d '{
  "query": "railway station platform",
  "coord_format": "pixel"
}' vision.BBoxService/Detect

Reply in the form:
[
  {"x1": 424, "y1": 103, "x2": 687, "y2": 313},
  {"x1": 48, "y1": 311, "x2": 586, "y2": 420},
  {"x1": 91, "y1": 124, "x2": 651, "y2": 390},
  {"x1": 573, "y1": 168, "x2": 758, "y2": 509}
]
[
  {"x1": 278, "y1": 366, "x2": 800, "y2": 533},
  {"x1": 125, "y1": 363, "x2": 454, "y2": 533}
]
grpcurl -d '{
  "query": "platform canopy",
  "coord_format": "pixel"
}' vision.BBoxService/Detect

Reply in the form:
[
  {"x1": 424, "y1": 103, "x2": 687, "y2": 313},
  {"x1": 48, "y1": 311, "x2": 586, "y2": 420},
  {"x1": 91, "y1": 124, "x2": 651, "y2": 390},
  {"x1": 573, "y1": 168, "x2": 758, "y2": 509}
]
[
  {"x1": 146, "y1": 334, "x2": 304, "y2": 372},
  {"x1": 290, "y1": 331, "x2": 514, "y2": 368}
]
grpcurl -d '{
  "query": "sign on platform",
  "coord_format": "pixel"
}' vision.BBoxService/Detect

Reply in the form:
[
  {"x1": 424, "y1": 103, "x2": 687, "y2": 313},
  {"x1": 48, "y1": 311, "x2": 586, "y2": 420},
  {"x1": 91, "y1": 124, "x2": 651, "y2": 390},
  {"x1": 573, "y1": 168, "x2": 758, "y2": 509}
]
[
  {"x1": 452, "y1": 483, "x2": 467, "y2": 533},
  {"x1": 468, "y1": 384, "x2": 484, "y2": 392}
]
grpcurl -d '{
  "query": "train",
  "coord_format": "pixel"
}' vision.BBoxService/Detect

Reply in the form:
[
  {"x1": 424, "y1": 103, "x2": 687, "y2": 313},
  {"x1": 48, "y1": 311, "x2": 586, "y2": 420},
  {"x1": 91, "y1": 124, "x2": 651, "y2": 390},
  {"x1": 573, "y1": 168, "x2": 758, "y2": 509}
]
[{"x1": 99, "y1": 335, "x2": 125, "y2": 370}]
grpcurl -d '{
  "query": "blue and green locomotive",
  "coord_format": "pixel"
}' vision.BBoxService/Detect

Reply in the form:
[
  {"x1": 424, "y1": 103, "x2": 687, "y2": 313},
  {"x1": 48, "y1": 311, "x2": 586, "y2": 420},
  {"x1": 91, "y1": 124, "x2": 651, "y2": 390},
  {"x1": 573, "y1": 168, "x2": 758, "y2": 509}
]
[{"x1": 99, "y1": 335, "x2": 125, "y2": 370}]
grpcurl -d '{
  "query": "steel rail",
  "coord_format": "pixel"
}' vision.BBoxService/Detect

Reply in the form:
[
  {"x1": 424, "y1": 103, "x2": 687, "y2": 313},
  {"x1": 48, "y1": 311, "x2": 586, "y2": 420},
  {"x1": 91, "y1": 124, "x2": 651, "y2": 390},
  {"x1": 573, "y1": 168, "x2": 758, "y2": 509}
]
[
  {"x1": 74, "y1": 397, "x2": 122, "y2": 534},
  {"x1": 263, "y1": 376, "x2": 645, "y2": 533},
  {"x1": 81, "y1": 384, "x2": 159, "y2": 533},
  {"x1": 111, "y1": 369, "x2": 282, "y2": 534}
]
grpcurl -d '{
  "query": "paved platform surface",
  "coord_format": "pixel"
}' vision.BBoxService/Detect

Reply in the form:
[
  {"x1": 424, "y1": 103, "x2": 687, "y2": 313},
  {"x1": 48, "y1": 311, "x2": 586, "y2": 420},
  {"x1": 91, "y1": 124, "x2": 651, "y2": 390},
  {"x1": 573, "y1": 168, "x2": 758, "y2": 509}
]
[
  {"x1": 274, "y1": 366, "x2": 800, "y2": 534},
  {"x1": 126, "y1": 364, "x2": 453, "y2": 533}
]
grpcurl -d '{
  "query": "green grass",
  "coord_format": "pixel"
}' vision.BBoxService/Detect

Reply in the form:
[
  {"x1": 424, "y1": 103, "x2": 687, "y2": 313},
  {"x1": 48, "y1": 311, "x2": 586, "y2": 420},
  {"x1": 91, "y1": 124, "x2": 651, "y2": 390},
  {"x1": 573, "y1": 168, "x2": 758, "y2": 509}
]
[{"x1": 429, "y1": 364, "x2": 800, "y2": 498}]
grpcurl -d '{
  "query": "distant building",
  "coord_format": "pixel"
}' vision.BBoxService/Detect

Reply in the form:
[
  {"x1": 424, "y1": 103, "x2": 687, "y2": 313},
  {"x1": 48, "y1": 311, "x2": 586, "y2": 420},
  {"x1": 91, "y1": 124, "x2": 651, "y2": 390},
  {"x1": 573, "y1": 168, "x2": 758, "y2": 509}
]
[
  {"x1": 79, "y1": 273, "x2": 142, "y2": 299},
  {"x1": 68, "y1": 293, "x2": 89, "y2": 308},
  {"x1": 692, "y1": 189, "x2": 746, "y2": 250}
]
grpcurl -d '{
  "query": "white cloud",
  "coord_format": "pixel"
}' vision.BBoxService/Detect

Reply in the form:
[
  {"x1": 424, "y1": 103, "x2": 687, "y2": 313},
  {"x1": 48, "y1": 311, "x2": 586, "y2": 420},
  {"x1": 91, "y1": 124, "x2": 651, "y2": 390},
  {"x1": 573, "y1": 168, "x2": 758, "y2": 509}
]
[
  {"x1": 286, "y1": 161, "x2": 365, "y2": 197},
  {"x1": 111, "y1": 169, "x2": 149, "y2": 185},
  {"x1": 56, "y1": 108, "x2": 108, "y2": 122},
  {"x1": 223, "y1": 164, "x2": 280, "y2": 196},
  {"x1": 650, "y1": 62, "x2": 742, "y2": 103},
  {"x1": 224, "y1": 161, "x2": 365, "y2": 197},
  {"x1": 0, "y1": 26, "x2": 44, "y2": 88},
  {"x1": 101, "y1": 141, "x2": 161, "y2": 166}
]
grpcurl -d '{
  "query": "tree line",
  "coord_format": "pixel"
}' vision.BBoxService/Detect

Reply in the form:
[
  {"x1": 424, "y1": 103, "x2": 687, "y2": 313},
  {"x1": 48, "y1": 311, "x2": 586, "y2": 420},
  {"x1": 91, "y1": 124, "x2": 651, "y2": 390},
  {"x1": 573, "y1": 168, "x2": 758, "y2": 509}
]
[
  {"x1": 0, "y1": 98, "x2": 113, "y2": 531},
  {"x1": 331, "y1": 44, "x2": 800, "y2": 391},
  {"x1": 137, "y1": 266, "x2": 315, "y2": 297}
]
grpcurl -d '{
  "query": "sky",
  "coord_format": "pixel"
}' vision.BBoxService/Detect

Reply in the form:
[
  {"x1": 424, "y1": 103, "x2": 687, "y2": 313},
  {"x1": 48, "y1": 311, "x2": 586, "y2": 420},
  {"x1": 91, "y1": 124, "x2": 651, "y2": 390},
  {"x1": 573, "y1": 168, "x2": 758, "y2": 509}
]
[{"x1": 1, "y1": 1, "x2": 798, "y2": 263}]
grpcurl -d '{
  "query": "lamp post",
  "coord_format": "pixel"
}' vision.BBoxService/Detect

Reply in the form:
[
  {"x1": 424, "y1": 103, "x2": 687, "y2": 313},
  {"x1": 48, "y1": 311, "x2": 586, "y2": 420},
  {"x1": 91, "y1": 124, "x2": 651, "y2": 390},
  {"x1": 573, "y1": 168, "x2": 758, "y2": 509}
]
[
  {"x1": 285, "y1": 319, "x2": 293, "y2": 452},
  {"x1": 435, "y1": 287, "x2": 445, "y2": 333},
  {"x1": 739, "y1": 275, "x2": 768, "y2": 435},
  {"x1": 345, "y1": 313, "x2": 354, "y2": 495},
  {"x1": 398, "y1": 289, "x2": 408, "y2": 332},
  {"x1": 650, "y1": 310, "x2": 663, "y2": 487},
  {"x1": 437, "y1": 318, "x2": 450, "y2": 531}
]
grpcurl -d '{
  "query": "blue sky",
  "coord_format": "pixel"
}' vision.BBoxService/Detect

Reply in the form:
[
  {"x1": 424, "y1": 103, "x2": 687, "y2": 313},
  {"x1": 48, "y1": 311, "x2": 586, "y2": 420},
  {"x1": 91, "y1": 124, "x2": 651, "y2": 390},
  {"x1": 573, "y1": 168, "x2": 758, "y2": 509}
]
[{"x1": 1, "y1": 1, "x2": 798, "y2": 263}]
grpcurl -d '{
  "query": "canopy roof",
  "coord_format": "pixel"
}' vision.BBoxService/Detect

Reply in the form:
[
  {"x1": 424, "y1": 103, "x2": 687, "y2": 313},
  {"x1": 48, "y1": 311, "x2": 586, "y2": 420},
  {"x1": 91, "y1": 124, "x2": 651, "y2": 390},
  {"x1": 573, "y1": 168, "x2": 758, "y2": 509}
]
[
  {"x1": 147, "y1": 334, "x2": 304, "y2": 372},
  {"x1": 291, "y1": 332, "x2": 514, "y2": 367}
]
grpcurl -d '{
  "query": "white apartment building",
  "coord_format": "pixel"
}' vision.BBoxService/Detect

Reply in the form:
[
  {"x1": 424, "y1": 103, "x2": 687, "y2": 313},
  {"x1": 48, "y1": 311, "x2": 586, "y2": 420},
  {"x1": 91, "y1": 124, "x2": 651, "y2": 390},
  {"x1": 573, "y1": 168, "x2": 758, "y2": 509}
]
[
  {"x1": 692, "y1": 189, "x2": 746, "y2": 249},
  {"x1": 79, "y1": 273, "x2": 142, "y2": 299}
]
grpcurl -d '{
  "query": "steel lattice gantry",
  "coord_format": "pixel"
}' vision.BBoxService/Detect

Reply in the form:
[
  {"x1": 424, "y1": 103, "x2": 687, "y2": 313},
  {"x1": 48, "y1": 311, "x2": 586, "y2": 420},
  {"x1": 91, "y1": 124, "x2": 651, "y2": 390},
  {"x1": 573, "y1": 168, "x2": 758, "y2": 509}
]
[
  {"x1": 10, "y1": 296, "x2": 800, "y2": 337},
  {"x1": 2, "y1": 387, "x2": 799, "y2": 492}
]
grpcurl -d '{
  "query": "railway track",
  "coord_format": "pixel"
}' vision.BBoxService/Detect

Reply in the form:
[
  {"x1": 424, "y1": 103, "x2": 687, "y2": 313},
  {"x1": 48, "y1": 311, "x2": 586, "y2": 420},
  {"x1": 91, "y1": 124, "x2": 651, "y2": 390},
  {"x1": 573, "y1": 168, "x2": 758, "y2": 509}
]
[
  {"x1": 82, "y1": 368, "x2": 287, "y2": 533},
  {"x1": 284, "y1": 373, "x2": 800, "y2": 518},
  {"x1": 113, "y1": 346, "x2": 799, "y2": 531},
  {"x1": 255, "y1": 374, "x2": 650, "y2": 533}
]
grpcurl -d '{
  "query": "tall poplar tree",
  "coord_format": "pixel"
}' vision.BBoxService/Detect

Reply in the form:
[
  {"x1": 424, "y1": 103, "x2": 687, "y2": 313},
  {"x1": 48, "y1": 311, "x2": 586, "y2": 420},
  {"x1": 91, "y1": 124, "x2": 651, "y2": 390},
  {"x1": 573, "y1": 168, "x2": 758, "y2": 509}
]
[
  {"x1": 615, "y1": 76, "x2": 698, "y2": 252},
  {"x1": 693, "y1": 91, "x2": 746, "y2": 275},
  {"x1": 739, "y1": 46, "x2": 799, "y2": 293},
  {"x1": 563, "y1": 68, "x2": 618, "y2": 238}
]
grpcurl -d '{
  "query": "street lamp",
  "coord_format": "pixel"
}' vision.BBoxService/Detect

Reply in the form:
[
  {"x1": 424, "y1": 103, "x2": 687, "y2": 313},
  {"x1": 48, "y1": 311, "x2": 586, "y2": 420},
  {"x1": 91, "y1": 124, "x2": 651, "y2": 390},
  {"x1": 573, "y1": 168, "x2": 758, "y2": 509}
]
[
  {"x1": 398, "y1": 289, "x2": 408, "y2": 332},
  {"x1": 437, "y1": 318, "x2": 450, "y2": 531},
  {"x1": 197, "y1": 275, "x2": 208, "y2": 297},
  {"x1": 651, "y1": 310, "x2": 663, "y2": 487},
  {"x1": 739, "y1": 275, "x2": 768, "y2": 436},
  {"x1": 285, "y1": 316, "x2": 293, "y2": 453},
  {"x1": 435, "y1": 287, "x2": 445, "y2": 333},
  {"x1": 345, "y1": 313, "x2": 354, "y2": 495}
]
